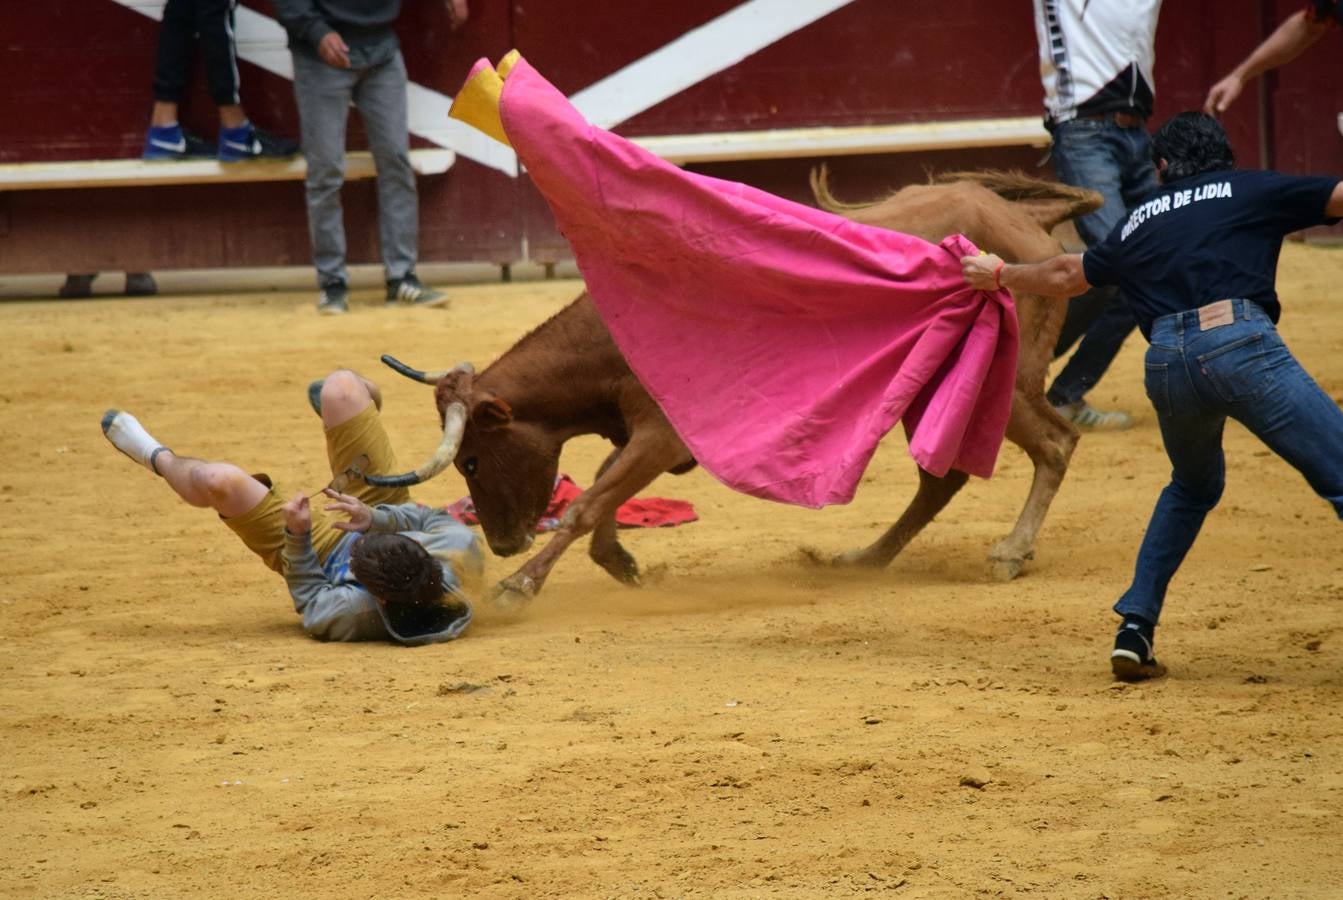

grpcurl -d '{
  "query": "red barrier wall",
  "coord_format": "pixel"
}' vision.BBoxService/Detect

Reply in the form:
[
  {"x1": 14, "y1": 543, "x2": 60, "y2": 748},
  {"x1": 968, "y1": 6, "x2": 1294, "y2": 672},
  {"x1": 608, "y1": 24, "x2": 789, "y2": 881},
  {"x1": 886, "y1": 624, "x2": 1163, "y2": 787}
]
[{"x1": 1, "y1": 0, "x2": 1333, "y2": 275}]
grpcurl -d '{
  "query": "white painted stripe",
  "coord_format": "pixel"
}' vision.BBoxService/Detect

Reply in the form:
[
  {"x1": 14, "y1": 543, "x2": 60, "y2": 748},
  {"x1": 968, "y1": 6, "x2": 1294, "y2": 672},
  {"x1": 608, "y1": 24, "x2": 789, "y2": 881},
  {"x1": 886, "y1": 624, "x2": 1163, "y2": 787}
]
[
  {"x1": 571, "y1": 0, "x2": 856, "y2": 129},
  {"x1": 232, "y1": 6, "x2": 295, "y2": 80},
  {"x1": 102, "y1": 0, "x2": 888, "y2": 179}
]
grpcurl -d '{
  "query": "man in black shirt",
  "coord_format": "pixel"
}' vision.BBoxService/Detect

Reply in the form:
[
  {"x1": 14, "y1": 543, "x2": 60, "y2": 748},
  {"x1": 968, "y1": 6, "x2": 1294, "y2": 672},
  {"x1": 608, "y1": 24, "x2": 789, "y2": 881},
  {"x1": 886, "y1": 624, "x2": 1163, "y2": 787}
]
[{"x1": 963, "y1": 113, "x2": 1343, "y2": 682}]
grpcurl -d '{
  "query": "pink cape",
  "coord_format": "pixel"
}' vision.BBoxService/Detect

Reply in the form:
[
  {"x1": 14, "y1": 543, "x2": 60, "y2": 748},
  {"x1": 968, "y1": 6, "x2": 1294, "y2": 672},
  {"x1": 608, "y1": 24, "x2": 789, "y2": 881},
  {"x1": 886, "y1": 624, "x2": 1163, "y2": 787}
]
[{"x1": 489, "y1": 58, "x2": 1018, "y2": 509}]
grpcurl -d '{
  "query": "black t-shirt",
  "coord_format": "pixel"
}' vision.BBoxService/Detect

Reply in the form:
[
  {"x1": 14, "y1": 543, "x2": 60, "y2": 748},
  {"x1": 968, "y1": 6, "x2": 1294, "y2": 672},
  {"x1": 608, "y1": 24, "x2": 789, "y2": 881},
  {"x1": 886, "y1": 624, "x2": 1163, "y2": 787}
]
[{"x1": 1082, "y1": 169, "x2": 1339, "y2": 337}]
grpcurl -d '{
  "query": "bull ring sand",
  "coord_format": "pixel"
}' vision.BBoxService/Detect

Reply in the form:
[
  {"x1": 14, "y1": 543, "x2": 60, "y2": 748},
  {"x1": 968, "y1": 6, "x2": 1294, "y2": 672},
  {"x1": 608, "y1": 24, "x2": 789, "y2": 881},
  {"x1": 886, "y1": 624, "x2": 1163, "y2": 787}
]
[{"x1": 4, "y1": 242, "x2": 1343, "y2": 898}]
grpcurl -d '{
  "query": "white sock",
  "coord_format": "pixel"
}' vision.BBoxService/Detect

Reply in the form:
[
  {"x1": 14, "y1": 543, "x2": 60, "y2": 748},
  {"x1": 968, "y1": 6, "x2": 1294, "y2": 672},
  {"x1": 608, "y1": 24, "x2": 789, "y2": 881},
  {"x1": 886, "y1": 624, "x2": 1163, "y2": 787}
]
[{"x1": 102, "y1": 411, "x2": 167, "y2": 474}]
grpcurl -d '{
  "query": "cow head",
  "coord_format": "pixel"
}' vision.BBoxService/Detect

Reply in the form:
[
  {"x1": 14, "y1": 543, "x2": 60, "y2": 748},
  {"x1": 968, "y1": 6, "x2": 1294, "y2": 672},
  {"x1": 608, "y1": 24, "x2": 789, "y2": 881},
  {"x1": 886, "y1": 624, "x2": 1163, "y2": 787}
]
[
  {"x1": 435, "y1": 368, "x2": 559, "y2": 556},
  {"x1": 368, "y1": 355, "x2": 560, "y2": 557}
]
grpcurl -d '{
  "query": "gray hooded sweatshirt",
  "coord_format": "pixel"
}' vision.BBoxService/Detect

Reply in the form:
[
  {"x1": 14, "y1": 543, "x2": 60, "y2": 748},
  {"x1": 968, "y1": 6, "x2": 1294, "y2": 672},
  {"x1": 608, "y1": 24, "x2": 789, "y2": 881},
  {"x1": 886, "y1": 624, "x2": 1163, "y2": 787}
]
[{"x1": 282, "y1": 502, "x2": 481, "y2": 645}]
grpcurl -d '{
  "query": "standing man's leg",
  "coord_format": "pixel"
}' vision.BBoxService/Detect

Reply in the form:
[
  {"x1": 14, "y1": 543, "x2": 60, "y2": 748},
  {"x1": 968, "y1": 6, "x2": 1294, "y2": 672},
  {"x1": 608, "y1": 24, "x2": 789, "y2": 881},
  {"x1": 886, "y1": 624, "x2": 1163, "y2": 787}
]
[
  {"x1": 1046, "y1": 118, "x2": 1139, "y2": 430},
  {"x1": 196, "y1": 0, "x2": 298, "y2": 161},
  {"x1": 1226, "y1": 328, "x2": 1343, "y2": 517},
  {"x1": 1074, "y1": 121, "x2": 1162, "y2": 367},
  {"x1": 1049, "y1": 298, "x2": 1137, "y2": 416},
  {"x1": 1114, "y1": 421, "x2": 1227, "y2": 629},
  {"x1": 192, "y1": 0, "x2": 244, "y2": 121},
  {"x1": 1053, "y1": 283, "x2": 1117, "y2": 359},
  {"x1": 1111, "y1": 339, "x2": 1228, "y2": 681},
  {"x1": 293, "y1": 52, "x2": 355, "y2": 314},
  {"x1": 144, "y1": 0, "x2": 196, "y2": 159},
  {"x1": 357, "y1": 52, "x2": 449, "y2": 308}
]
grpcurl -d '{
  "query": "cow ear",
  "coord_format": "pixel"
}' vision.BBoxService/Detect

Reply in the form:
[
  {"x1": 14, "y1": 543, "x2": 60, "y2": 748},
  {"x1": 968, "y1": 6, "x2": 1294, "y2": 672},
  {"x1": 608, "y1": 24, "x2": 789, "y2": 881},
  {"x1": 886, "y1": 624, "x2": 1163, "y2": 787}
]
[{"x1": 471, "y1": 394, "x2": 513, "y2": 430}]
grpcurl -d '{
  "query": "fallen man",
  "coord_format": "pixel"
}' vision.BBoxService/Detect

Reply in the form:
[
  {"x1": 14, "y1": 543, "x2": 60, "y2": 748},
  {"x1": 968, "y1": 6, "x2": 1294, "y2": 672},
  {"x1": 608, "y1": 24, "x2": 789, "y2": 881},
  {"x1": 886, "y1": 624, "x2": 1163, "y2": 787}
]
[{"x1": 102, "y1": 369, "x2": 481, "y2": 645}]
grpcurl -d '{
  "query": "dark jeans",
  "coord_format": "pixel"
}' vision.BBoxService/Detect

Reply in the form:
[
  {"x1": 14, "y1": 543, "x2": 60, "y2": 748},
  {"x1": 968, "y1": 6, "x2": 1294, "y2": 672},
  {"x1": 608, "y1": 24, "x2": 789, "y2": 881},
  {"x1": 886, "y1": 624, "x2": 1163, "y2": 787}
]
[
  {"x1": 1046, "y1": 116, "x2": 1160, "y2": 406},
  {"x1": 153, "y1": 0, "x2": 241, "y2": 107},
  {"x1": 1114, "y1": 300, "x2": 1343, "y2": 625}
]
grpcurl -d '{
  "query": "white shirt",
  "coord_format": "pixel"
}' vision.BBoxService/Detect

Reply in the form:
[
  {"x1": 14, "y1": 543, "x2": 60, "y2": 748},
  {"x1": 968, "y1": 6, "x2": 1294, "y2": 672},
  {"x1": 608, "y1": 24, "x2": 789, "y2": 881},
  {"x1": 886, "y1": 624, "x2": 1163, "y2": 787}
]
[{"x1": 1033, "y1": 0, "x2": 1162, "y2": 124}]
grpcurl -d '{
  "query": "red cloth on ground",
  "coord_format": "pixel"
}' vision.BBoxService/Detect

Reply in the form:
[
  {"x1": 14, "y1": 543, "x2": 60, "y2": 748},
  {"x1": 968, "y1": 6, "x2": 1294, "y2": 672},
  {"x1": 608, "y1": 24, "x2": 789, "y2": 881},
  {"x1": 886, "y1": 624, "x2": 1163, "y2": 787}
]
[{"x1": 445, "y1": 475, "x2": 698, "y2": 533}]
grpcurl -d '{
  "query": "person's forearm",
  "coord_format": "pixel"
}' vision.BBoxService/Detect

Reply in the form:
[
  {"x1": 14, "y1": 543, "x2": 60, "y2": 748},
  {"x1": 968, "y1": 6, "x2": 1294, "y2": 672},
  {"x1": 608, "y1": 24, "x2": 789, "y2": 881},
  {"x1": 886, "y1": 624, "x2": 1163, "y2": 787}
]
[
  {"x1": 999, "y1": 255, "x2": 1088, "y2": 298},
  {"x1": 1229, "y1": 11, "x2": 1326, "y2": 83},
  {"x1": 281, "y1": 529, "x2": 328, "y2": 611}
]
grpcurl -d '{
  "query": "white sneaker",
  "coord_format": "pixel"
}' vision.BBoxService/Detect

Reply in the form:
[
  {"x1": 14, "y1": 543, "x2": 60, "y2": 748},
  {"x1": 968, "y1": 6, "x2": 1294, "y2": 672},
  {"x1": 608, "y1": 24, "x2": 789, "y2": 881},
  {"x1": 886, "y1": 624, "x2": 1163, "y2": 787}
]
[
  {"x1": 316, "y1": 284, "x2": 349, "y2": 316},
  {"x1": 386, "y1": 274, "x2": 449, "y2": 308},
  {"x1": 1054, "y1": 401, "x2": 1133, "y2": 431}
]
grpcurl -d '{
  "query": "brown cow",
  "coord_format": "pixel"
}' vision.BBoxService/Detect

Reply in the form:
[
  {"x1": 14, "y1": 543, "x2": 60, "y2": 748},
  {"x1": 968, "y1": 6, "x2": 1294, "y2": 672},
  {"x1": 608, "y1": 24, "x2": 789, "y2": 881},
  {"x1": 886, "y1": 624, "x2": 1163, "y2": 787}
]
[{"x1": 371, "y1": 170, "x2": 1101, "y2": 606}]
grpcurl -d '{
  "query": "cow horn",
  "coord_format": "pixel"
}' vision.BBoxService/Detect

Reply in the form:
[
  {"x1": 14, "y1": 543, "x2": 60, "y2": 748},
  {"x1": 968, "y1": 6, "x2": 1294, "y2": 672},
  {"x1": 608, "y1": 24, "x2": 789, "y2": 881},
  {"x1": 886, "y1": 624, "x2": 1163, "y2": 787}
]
[
  {"x1": 380, "y1": 354, "x2": 475, "y2": 384},
  {"x1": 362, "y1": 400, "x2": 468, "y2": 487}
]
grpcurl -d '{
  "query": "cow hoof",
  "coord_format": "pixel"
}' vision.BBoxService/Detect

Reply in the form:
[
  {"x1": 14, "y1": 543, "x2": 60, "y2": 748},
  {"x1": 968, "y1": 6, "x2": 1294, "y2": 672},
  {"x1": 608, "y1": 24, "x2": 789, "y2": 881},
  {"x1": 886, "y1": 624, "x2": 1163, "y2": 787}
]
[
  {"x1": 608, "y1": 561, "x2": 641, "y2": 587},
  {"x1": 487, "y1": 574, "x2": 537, "y2": 611},
  {"x1": 987, "y1": 546, "x2": 1033, "y2": 582},
  {"x1": 798, "y1": 546, "x2": 862, "y2": 568},
  {"x1": 593, "y1": 546, "x2": 641, "y2": 586},
  {"x1": 830, "y1": 548, "x2": 886, "y2": 569},
  {"x1": 987, "y1": 556, "x2": 1025, "y2": 581}
]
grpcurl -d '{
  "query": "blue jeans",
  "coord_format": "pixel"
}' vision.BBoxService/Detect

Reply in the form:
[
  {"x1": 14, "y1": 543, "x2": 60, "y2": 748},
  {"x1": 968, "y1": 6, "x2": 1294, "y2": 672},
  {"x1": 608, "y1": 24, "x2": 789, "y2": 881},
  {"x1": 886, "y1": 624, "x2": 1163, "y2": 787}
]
[
  {"x1": 1115, "y1": 300, "x2": 1343, "y2": 625},
  {"x1": 1047, "y1": 117, "x2": 1161, "y2": 406}
]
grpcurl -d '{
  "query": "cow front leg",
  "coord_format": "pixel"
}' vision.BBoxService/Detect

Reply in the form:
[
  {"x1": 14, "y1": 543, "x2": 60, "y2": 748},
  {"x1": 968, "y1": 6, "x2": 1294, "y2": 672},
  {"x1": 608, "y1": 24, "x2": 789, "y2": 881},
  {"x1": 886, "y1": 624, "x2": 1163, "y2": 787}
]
[
  {"x1": 986, "y1": 391, "x2": 1078, "y2": 580},
  {"x1": 832, "y1": 467, "x2": 969, "y2": 568},
  {"x1": 488, "y1": 525, "x2": 585, "y2": 609},
  {"x1": 587, "y1": 448, "x2": 640, "y2": 585},
  {"x1": 488, "y1": 435, "x2": 681, "y2": 607}
]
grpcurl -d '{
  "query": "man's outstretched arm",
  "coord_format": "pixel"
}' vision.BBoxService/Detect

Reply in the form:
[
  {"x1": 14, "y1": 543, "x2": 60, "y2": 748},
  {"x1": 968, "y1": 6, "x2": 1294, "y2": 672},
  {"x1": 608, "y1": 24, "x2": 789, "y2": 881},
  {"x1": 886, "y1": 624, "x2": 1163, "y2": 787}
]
[
  {"x1": 1204, "y1": 10, "x2": 1331, "y2": 115},
  {"x1": 961, "y1": 252, "x2": 1090, "y2": 299}
]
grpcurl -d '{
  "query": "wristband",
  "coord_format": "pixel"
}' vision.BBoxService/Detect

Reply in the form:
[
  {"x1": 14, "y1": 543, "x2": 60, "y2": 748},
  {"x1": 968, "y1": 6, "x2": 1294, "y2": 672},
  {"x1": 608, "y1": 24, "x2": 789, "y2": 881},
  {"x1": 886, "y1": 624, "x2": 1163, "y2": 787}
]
[{"x1": 992, "y1": 260, "x2": 1006, "y2": 290}]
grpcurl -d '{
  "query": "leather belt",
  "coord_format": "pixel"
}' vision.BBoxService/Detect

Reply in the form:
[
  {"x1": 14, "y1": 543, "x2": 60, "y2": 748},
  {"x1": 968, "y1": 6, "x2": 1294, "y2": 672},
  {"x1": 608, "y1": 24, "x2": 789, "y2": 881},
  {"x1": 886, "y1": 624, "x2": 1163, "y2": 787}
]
[{"x1": 1081, "y1": 110, "x2": 1146, "y2": 129}]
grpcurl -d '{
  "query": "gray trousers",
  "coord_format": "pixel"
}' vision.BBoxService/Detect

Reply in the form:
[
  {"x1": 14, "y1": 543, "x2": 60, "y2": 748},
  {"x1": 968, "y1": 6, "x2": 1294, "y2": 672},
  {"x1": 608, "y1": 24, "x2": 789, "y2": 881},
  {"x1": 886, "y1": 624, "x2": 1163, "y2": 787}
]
[{"x1": 292, "y1": 50, "x2": 418, "y2": 288}]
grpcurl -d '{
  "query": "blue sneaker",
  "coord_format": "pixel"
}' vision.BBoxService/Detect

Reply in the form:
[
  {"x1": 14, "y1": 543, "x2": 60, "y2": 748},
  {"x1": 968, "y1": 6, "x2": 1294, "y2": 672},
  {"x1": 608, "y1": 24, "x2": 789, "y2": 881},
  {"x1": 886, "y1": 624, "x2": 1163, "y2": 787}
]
[
  {"x1": 143, "y1": 124, "x2": 217, "y2": 160},
  {"x1": 218, "y1": 122, "x2": 298, "y2": 162},
  {"x1": 143, "y1": 125, "x2": 186, "y2": 159}
]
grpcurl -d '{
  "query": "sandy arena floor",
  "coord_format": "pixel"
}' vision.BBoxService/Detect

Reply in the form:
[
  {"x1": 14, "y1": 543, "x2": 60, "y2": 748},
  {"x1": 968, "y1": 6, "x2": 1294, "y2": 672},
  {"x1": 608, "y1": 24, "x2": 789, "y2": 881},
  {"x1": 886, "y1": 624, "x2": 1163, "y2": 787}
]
[{"x1": 3, "y1": 244, "x2": 1343, "y2": 898}]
